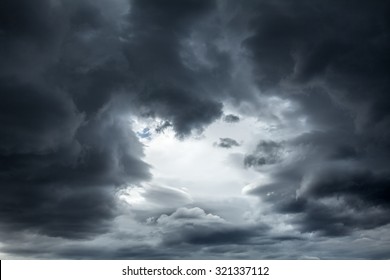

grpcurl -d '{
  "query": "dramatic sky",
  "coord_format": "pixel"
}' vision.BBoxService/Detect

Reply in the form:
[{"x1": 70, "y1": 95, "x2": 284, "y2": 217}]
[{"x1": 1, "y1": 0, "x2": 390, "y2": 259}]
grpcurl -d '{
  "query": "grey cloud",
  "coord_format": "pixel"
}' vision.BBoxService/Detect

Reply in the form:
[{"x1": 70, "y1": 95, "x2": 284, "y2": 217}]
[
  {"x1": 240, "y1": 0, "x2": 390, "y2": 238},
  {"x1": 155, "y1": 207, "x2": 264, "y2": 246},
  {"x1": 1, "y1": 0, "x2": 390, "y2": 259},
  {"x1": 0, "y1": 103, "x2": 151, "y2": 238},
  {"x1": 0, "y1": 0, "x2": 152, "y2": 239},
  {"x1": 141, "y1": 185, "x2": 192, "y2": 207},
  {"x1": 223, "y1": 114, "x2": 240, "y2": 123},
  {"x1": 122, "y1": 0, "x2": 228, "y2": 137},
  {"x1": 0, "y1": 0, "x2": 65, "y2": 78},
  {"x1": 119, "y1": 184, "x2": 192, "y2": 213},
  {"x1": 246, "y1": 129, "x2": 390, "y2": 236},
  {"x1": 244, "y1": 140, "x2": 284, "y2": 167},
  {"x1": 298, "y1": 168, "x2": 390, "y2": 208},
  {"x1": 137, "y1": 87, "x2": 223, "y2": 138},
  {"x1": 51, "y1": 0, "x2": 225, "y2": 134},
  {"x1": 3, "y1": 217, "x2": 390, "y2": 259},
  {"x1": 241, "y1": 0, "x2": 390, "y2": 136},
  {"x1": 155, "y1": 121, "x2": 173, "y2": 134},
  {"x1": 277, "y1": 197, "x2": 390, "y2": 237},
  {"x1": 0, "y1": 80, "x2": 83, "y2": 154},
  {"x1": 215, "y1": 138, "x2": 240, "y2": 149},
  {"x1": 244, "y1": 0, "x2": 389, "y2": 90},
  {"x1": 0, "y1": 0, "x2": 225, "y2": 240}
]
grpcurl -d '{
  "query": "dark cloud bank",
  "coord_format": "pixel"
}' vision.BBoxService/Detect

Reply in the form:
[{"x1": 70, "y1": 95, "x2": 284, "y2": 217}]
[{"x1": 1, "y1": 0, "x2": 389, "y2": 259}]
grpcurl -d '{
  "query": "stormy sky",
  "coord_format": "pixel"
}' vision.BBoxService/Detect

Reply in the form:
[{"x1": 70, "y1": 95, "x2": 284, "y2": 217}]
[{"x1": 1, "y1": 0, "x2": 390, "y2": 259}]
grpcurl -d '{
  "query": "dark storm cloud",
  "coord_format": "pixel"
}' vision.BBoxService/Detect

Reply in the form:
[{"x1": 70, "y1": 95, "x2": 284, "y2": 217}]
[
  {"x1": 137, "y1": 87, "x2": 222, "y2": 137},
  {"x1": 0, "y1": 0, "x2": 65, "y2": 78},
  {"x1": 215, "y1": 137, "x2": 240, "y2": 149},
  {"x1": 122, "y1": 0, "x2": 228, "y2": 137},
  {"x1": 0, "y1": 79, "x2": 82, "y2": 153},
  {"x1": 223, "y1": 114, "x2": 240, "y2": 123},
  {"x1": 299, "y1": 168, "x2": 390, "y2": 208},
  {"x1": 0, "y1": 97, "x2": 151, "y2": 238},
  {"x1": 290, "y1": 167, "x2": 390, "y2": 235},
  {"x1": 2, "y1": 0, "x2": 390, "y2": 259},
  {"x1": 239, "y1": 0, "x2": 390, "y2": 237},
  {"x1": 245, "y1": 130, "x2": 390, "y2": 236},
  {"x1": 241, "y1": 0, "x2": 390, "y2": 137},
  {"x1": 244, "y1": 0, "x2": 389, "y2": 91},
  {"x1": 0, "y1": 0, "x2": 237, "y2": 241},
  {"x1": 51, "y1": 0, "x2": 225, "y2": 133},
  {"x1": 241, "y1": 0, "x2": 390, "y2": 142}
]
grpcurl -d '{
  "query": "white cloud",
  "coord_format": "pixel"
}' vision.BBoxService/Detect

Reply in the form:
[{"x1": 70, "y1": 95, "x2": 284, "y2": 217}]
[{"x1": 118, "y1": 183, "x2": 192, "y2": 211}]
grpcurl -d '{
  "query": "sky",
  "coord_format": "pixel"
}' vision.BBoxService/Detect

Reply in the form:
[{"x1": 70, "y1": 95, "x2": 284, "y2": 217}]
[{"x1": 0, "y1": 0, "x2": 390, "y2": 259}]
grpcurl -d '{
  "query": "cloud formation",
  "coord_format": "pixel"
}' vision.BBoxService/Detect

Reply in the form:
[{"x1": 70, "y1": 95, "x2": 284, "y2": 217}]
[
  {"x1": 231, "y1": 0, "x2": 390, "y2": 240},
  {"x1": 215, "y1": 138, "x2": 240, "y2": 149},
  {"x1": 154, "y1": 207, "x2": 264, "y2": 246},
  {"x1": 223, "y1": 114, "x2": 240, "y2": 123},
  {"x1": 0, "y1": 0, "x2": 225, "y2": 238},
  {"x1": 1, "y1": 0, "x2": 389, "y2": 259}
]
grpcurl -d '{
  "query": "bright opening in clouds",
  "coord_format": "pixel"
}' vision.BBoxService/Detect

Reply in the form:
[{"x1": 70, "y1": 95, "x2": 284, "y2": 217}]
[{"x1": 1, "y1": 0, "x2": 390, "y2": 259}]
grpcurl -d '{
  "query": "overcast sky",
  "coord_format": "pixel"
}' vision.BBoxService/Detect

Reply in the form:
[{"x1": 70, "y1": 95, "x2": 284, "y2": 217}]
[{"x1": 1, "y1": 0, "x2": 390, "y2": 259}]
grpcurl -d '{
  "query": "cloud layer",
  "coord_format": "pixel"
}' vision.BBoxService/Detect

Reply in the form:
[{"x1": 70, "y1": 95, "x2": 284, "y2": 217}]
[{"x1": 1, "y1": 0, "x2": 389, "y2": 259}]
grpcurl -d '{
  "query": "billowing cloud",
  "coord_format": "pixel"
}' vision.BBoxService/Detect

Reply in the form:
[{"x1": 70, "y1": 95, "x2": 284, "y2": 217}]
[
  {"x1": 0, "y1": 0, "x2": 227, "y2": 239},
  {"x1": 235, "y1": 0, "x2": 390, "y2": 239},
  {"x1": 0, "y1": 96, "x2": 151, "y2": 238},
  {"x1": 1, "y1": 0, "x2": 390, "y2": 259},
  {"x1": 0, "y1": 0, "x2": 150, "y2": 239},
  {"x1": 245, "y1": 129, "x2": 390, "y2": 236}
]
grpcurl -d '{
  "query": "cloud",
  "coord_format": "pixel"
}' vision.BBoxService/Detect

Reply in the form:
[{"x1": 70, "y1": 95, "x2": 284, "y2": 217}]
[
  {"x1": 214, "y1": 138, "x2": 240, "y2": 149},
  {"x1": 0, "y1": 100, "x2": 151, "y2": 238},
  {"x1": 0, "y1": 0, "x2": 153, "y2": 239},
  {"x1": 1, "y1": 0, "x2": 390, "y2": 259},
  {"x1": 0, "y1": 0, "x2": 225, "y2": 240},
  {"x1": 119, "y1": 184, "x2": 192, "y2": 211},
  {"x1": 223, "y1": 114, "x2": 240, "y2": 123},
  {"x1": 235, "y1": 0, "x2": 390, "y2": 239},
  {"x1": 245, "y1": 129, "x2": 390, "y2": 236},
  {"x1": 154, "y1": 207, "x2": 263, "y2": 245},
  {"x1": 244, "y1": 141, "x2": 285, "y2": 167},
  {"x1": 122, "y1": 0, "x2": 228, "y2": 137},
  {"x1": 240, "y1": 0, "x2": 390, "y2": 144},
  {"x1": 298, "y1": 168, "x2": 390, "y2": 208},
  {"x1": 155, "y1": 121, "x2": 173, "y2": 134}
]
